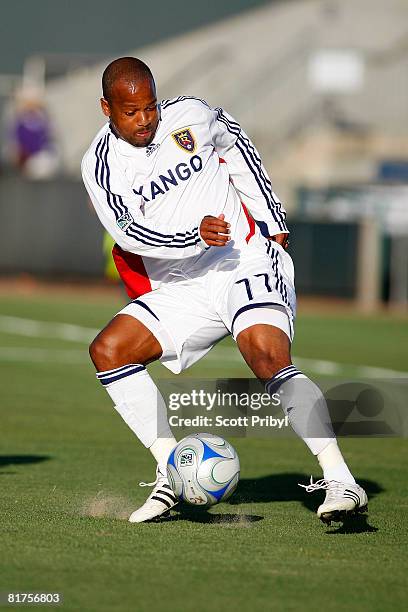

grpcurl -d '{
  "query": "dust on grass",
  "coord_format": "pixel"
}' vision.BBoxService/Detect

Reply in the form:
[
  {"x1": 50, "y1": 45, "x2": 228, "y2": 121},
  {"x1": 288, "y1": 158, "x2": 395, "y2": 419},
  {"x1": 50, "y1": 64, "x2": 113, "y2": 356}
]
[
  {"x1": 81, "y1": 491, "x2": 134, "y2": 520},
  {"x1": 210, "y1": 511, "x2": 262, "y2": 528}
]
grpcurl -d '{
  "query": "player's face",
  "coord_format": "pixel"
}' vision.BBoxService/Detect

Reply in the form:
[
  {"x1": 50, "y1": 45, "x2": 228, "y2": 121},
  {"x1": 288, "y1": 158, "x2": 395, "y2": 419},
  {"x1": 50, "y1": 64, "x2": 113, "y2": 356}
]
[{"x1": 101, "y1": 77, "x2": 159, "y2": 147}]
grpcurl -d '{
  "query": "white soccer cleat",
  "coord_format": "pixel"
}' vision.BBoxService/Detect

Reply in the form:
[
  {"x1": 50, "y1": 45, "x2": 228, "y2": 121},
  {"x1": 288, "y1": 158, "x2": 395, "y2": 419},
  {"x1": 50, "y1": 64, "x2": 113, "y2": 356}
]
[
  {"x1": 128, "y1": 467, "x2": 178, "y2": 523},
  {"x1": 299, "y1": 477, "x2": 368, "y2": 524}
]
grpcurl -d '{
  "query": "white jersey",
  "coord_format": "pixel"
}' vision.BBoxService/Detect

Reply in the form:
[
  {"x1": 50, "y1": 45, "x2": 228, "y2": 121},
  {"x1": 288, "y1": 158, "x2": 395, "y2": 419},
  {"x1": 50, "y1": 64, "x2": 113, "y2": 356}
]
[{"x1": 81, "y1": 96, "x2": 288, "y2": 296}]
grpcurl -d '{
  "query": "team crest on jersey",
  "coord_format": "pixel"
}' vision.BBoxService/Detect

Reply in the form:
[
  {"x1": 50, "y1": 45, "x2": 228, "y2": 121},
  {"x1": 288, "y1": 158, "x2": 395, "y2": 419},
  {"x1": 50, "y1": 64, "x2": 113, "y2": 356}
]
[
  {"x1": 172, "y1": 128, "x2": 196, "y2": 153},
  {"x1": 116, "y1": 212, "x2": 133, "y2": 231}
]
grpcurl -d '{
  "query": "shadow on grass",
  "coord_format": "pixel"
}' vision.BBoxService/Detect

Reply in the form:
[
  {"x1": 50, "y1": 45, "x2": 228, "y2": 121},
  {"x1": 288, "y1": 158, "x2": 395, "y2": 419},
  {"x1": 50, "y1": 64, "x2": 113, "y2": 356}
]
[
  {"x1": 165, "y1": 506, "x2": 263, "y2": 525},
  {"x1": 228, "y1": 473, "x2": 382, "y2": 507},
  {"x1": 226, "y1": 472, "x2": 382, "y2": 533},
  {"x1": 161, "y1": 473, "x2": 381, "y2": 530},
  {"x1": 325, "y1": 513, "x2": 378, "y2": 534},
  {"x1": 0, "y1": 455, "x2": 50, "y2": 474}
]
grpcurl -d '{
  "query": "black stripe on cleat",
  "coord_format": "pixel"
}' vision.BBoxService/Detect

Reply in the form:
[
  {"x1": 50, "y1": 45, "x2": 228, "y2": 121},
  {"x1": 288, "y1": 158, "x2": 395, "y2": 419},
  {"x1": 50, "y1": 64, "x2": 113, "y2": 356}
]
[
  {"x1": 151, "y1": 495, "x2": 172, "y2": 508},
  {"x1": 156, "y1": 489, "x2": 178, "y2": 503}
]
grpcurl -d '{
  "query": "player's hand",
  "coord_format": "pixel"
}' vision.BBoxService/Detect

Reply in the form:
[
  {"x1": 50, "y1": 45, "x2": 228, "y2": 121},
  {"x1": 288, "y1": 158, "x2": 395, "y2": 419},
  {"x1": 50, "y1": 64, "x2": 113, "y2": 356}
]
[
  {"x1": 200, "y1": 214, "x2": 230, "y2": 247},
  {"x1": 267, "y1": 232, "x2": 290, "y2": 249}
]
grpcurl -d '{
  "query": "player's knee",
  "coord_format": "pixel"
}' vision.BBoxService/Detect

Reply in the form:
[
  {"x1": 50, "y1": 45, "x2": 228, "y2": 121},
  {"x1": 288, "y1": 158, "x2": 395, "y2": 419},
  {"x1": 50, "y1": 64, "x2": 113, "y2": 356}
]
[
  {"x1": 89, "y1": 329, "x2": 125, "y2": 370},
  {"x1": 251, "y1": 350, "x2": 290, "y2": 380},
  {"x1": 89, "y1": 318, "x2": 161, "y2": 371},
  {"x1": 238, "y1": 328, "x2": 291, "y2": 380},
  {"x1": 89, "y1": 326, "x2": 144, "y2": 372}
]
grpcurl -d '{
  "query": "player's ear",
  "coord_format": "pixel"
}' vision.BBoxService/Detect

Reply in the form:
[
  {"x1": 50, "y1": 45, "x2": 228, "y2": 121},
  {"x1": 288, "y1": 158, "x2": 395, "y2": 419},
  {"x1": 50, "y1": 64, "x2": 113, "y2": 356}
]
[{"x1": 100, "y1": 98, "x2": 111, "y2": 117}]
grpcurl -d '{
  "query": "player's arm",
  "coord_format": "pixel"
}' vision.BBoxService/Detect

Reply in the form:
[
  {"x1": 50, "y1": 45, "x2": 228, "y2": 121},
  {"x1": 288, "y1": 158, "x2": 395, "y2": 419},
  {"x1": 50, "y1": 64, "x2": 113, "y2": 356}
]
[
  {"x1": 82, "y1": 155, "x2": 220, "y2": 258},
  {"x1": 209, "y1": 107, "x2": 289, "y2": 246}
]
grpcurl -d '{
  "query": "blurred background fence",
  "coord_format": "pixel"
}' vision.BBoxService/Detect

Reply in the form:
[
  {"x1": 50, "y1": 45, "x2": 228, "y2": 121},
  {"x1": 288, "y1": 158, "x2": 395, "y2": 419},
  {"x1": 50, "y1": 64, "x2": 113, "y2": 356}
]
[{"x1": 1, "y1": 0, "x2": 407, "y2": 310}]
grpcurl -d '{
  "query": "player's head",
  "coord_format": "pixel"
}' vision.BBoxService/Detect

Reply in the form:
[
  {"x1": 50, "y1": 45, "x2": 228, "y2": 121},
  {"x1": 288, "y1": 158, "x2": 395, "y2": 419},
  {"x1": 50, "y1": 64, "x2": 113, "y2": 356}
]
[{"x1": 101, "y1": 57, "x2": 159, "y2": 148}]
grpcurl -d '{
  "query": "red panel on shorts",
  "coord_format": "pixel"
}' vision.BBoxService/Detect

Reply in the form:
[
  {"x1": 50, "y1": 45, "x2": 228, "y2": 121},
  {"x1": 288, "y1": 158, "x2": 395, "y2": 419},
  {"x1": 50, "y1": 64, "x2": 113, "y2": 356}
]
[{"x1": 112, "y1": 243, "x2": 152, "y2": 298}]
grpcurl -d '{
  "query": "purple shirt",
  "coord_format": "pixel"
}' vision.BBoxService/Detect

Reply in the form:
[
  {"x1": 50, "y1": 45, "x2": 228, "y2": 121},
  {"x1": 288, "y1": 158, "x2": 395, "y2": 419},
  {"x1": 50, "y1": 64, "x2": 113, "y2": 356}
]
[{"x1": 14, "y1": 108, "x2": 52, "y2": 156}]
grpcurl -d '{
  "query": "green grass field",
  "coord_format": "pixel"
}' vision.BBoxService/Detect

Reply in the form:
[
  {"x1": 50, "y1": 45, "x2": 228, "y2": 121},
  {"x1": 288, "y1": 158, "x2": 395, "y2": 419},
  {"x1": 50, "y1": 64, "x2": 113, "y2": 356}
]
[{"x1": 1, "y1": 290, "x2": 407, "y2": 611}]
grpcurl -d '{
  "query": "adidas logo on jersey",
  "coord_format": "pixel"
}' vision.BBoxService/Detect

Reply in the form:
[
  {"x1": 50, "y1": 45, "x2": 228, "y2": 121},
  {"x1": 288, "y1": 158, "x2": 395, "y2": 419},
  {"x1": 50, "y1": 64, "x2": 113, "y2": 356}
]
[
  {"x1": 133, "y1": 155, "x2": 203, "y2": 202},
  {"x1": 146, "y1": 143, "x2": 160, "y2": 157}
]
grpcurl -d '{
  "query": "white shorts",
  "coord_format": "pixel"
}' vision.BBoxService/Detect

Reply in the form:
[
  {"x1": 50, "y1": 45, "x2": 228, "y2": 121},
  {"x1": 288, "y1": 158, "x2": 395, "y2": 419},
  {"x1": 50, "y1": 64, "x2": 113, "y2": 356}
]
[{"x1": 118, "y1": 241, "x2": 296, "y2": 374}]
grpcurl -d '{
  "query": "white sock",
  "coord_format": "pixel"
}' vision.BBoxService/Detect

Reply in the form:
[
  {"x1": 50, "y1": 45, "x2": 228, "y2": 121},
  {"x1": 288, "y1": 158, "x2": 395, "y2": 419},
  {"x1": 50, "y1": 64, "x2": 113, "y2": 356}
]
[
  {"x1": 150, "y1": 438, "x2": 177, "y2": 475},
  {"x1": 317, "y1": 441, "x2": 356, "y2": 484},
  {"x1": 266, "y1": 366, "x2": 355, "y2": 483},
  {"x1": 96, "y1": 364, "x2": 176, "y2": 471}
]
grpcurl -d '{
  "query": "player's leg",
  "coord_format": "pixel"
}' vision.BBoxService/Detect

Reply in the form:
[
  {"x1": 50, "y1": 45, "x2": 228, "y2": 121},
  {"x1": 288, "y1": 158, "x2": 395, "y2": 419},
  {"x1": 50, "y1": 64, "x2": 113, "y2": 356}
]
[
  {"x1": 237, "y1": 321, "x2": 368, "y2": 523},
  {"x1": 90, "y1": 312, "x2": 179, "y2": 522},
  {"x1": 91, "y1": 283, "x2": 229, "y2": 522},
  {"x1": 224, "y1": 244, "x2": 367, "y2": 522},
  {"x1": 90, "y1": 313, "x2": 176, "y2": 472},
  {"x1": 90, "y1": 312, "x2": 162, "y2": 370}
]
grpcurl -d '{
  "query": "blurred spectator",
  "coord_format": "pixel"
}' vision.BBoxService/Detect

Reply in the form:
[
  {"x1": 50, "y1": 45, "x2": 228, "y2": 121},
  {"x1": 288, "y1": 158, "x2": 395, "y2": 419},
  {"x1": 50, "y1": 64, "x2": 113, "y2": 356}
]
[{"x1": 8, "y1": 88, "x2": 59, "y2": 179}]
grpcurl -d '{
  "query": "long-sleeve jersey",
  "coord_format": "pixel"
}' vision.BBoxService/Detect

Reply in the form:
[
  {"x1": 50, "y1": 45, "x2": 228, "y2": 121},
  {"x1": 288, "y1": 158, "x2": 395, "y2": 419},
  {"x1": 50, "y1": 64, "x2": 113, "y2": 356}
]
[{"x1": 81, "y1": 96, "x2": 288, "y2": 296}]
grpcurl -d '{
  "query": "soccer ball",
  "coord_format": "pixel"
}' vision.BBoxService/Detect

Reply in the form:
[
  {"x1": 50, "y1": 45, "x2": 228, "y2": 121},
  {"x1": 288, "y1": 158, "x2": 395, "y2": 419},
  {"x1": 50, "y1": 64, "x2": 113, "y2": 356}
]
[{"x1": 167, "y1": 433, "x2": 240, "y2": 506}]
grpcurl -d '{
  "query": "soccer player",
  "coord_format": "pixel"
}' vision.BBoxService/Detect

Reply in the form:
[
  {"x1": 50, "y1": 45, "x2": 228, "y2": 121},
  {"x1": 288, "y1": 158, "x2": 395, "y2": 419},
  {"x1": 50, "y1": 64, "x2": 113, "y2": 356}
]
[{"x1": 82, "y1": 57, "x2": 368, "y2": 524}]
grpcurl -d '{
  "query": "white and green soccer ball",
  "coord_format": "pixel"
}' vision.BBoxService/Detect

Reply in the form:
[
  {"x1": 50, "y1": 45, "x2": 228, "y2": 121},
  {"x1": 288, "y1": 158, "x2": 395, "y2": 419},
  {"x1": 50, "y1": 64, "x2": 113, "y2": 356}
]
[{"x1": 167, "y1": 433, "x2": 240, "y2": 507}]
